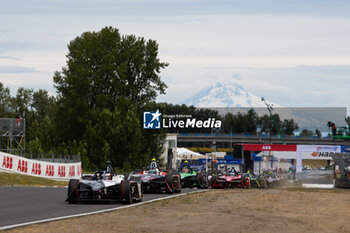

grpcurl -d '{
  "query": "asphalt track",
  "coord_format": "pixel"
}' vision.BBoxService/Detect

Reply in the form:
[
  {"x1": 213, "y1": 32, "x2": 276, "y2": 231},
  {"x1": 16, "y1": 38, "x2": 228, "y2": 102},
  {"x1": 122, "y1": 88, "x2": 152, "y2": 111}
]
[{"x1": 0, "y1": 186, "x2": 197, "y2": 228}]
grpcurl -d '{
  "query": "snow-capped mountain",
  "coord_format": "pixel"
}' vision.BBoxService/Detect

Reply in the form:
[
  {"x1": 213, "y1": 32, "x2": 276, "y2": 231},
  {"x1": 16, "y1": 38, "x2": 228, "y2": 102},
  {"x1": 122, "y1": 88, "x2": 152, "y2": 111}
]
[{"x1": 183, "y1": 81, "x2": 279, "y2": 107}]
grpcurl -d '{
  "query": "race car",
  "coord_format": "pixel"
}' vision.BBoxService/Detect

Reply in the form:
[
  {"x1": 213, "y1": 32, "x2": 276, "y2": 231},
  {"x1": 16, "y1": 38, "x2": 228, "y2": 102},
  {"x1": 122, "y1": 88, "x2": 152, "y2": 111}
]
[
  {"x1": 180, "y1": 170, "x2": 209, "y2": 189},
  {"x1": 259, "y1": 170, "x2": 288, "y2": 188},
  {"x1": 209, "y1": 170, "x2": 250, "y2": 189},
  {"x1": 247, "y1": 172, "x2": 267, "y2": 188},
  {"x1": 66, "y1": 161, "x2": 142, "y2": 204},
  {"x1": 179, "y1": 161, "x2": 208, "y2": 189},
  {"x1": 131, "y1": 159, "x2": 181, "y2": 194}
]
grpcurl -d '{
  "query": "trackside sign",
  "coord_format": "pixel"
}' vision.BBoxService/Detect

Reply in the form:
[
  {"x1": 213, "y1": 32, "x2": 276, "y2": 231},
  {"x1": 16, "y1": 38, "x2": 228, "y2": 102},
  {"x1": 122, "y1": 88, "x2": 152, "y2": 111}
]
[
  {"x1": 0, "y1": 152, "x2": 81, "y2": 180},
  {"x1": 243, "y1": 144, "x2": 297, "y2": 152},
  {"x1": 143, "y1": 110, "x2": 221, "y2": 129}
]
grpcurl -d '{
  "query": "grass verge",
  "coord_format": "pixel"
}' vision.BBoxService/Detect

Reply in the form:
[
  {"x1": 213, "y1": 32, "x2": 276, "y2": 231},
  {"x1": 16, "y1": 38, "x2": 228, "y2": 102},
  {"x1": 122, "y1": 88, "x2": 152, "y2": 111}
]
[{"x1": 0, "y1": 171, "x2": 68, "y2": 186}]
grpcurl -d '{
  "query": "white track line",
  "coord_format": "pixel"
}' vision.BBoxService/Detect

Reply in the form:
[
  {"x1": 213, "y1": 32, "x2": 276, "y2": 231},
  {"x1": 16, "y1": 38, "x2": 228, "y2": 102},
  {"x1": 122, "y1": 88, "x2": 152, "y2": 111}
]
[{"x1": 0, "y1": 189, "x2": 210, "y2": 231}]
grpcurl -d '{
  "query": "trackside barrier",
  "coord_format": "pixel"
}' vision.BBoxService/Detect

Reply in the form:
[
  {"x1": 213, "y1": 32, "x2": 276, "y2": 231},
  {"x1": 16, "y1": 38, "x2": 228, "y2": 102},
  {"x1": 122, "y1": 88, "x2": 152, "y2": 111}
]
[{"x1": 0, "y1": 152, "x2": 81, "y2": 180}]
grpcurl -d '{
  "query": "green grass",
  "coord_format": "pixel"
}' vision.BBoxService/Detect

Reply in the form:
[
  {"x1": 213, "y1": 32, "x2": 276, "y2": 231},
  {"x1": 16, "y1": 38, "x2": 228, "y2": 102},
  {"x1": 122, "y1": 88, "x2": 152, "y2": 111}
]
[{"x1": 0, "y1": 172, "x2": 68, "y2": 186}]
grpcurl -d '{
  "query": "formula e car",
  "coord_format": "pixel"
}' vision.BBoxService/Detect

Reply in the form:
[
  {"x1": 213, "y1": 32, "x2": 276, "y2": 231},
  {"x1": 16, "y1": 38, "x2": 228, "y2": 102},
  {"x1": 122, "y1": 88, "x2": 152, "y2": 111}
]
[
  {"x1": 263, "y1": 171, "x2": 285, "y2": 188},
  {"x1": 66, "y1": 163, "x2": 142, "y2": 204},
  {"x1": 247, "y1": 173, "x2": 267, "y2": 188},
  {"x1": 131, "y1": 168, "x2": 181, "y2": 194},
  {"x1": 179, "y1": 169, "x2": 209, "y2": 189},
  {"x1": 209, "y1": 171, "x2": 250, "y2": 189}
]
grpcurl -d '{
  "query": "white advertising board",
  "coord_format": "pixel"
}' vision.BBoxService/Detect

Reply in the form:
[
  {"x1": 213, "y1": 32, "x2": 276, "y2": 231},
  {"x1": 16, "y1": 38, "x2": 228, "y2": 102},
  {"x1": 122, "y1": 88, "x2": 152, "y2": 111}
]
[{"x1": 0, "y1": 152, "x2": 81, "y2": 180}]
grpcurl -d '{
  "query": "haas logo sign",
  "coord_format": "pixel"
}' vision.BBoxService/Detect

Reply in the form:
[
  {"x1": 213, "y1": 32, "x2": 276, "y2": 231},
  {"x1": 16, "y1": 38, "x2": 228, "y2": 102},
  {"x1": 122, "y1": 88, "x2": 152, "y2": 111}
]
[
  {"x1": 32, "y1": 163, "x2": 41, "y2": 175},
  {"x1": 2, "y1": 156, "x2": 13, "y2": 169},
  {"x1": 17, "y1": 160, "x2": 28, "y2": 173},
  {"x1": 311, "y1": 152, "x2": 333, "y2": 158}
]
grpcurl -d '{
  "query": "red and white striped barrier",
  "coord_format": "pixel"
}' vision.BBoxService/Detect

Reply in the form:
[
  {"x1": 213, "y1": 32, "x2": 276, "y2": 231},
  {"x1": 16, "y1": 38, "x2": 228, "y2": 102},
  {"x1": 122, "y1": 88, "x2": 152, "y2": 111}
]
[{"x1": 0, "y1": 152, "x2": 81, "y2": 180}]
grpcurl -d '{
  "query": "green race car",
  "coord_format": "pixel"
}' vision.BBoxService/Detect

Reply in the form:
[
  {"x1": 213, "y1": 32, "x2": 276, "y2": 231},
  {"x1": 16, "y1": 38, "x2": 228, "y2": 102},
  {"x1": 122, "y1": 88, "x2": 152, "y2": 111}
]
[{"x1": 179, "y1": 168, "x2": 209, "y2": 189}]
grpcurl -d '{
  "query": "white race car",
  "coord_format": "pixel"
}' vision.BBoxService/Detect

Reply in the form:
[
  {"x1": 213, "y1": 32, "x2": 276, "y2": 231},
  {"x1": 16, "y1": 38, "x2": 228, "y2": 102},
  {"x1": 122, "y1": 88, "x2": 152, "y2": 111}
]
[{"x1": 66, "y1": 163, "x2": 142, "y2": 204}]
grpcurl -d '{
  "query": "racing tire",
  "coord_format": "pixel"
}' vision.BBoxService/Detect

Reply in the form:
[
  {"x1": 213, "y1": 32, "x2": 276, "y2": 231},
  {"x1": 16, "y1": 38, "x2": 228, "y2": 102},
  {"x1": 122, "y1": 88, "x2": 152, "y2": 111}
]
[
  {"x1": 166, "y1": 173, "x2": 174, "y2": 194},
  {"x1": 197, "y1": 171, "x2": 209, "y2": 189},
  {"x1": 196, "y1": 171, "x2": 203, "y2": 188},
  {"x1": 209, "y1": 176, "x2": 217, "y2": 189},
  {"x1": 121, "y1": 180, "x2": 133, "y2": 204},
  {"x1": 67, "y1": 179, "x2": 79, "y2": 204},
  {"x1": 174, "y1": 176, "x2": 182, "y2": 193},
  {"x1": 172, "y1": 171, "x2": 181, "y2": 192},
  {"x1": 201, "y1": 174, "x2": 209, "y2": 189}
]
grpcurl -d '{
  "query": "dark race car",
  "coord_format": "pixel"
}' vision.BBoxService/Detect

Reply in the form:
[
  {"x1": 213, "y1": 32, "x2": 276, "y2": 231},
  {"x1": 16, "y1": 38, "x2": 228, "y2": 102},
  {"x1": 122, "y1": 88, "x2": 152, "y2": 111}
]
[
  {"x1": 131, "y1": 169, "x2": 181, "y2": 194},
  {"x1": 247, "y1": 173, "x2": 268, "y2": 188},
  {"x1": 209, "y1": 171, "x2": 250, "y2": 189},
  {"x1": 66, "y1": 162, "x2": 142, "y2": 204},
  {"x1": 130, "y1": 159, "x2": 182, "y2": 194},
  {"x1": 180, "y1": 170, "x2": 209, "y2": 189},
  {"x1": 131, "y1": 168, "x2": 181, "y2": 194},
  {"x1": 178, "y1": 163, "x2": 209, "y2": 189}
]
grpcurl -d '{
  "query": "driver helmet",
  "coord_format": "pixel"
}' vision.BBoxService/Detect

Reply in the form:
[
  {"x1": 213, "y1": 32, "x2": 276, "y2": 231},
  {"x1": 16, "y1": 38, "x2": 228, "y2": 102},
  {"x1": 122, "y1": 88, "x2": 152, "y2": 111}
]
[
  {"x1": 184, "y1": 160, "x2": 188, "y2": 164},
  {"x1": 152, "y1": 158, "x2": 156, "y2": 162}
]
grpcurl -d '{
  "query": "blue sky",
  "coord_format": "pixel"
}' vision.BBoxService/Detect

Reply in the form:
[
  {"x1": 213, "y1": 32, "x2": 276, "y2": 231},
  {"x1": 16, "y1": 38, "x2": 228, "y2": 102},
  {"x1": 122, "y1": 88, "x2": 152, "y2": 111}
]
[{"x1": 1, "y1": 0, "x2": 350, "y2": 112}]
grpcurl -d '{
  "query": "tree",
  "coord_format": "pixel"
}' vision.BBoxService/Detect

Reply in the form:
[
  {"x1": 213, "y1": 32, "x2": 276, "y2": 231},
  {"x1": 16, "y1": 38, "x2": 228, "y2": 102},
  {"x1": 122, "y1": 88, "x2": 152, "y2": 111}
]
[
  {"x1": 53, "y1": 27, "x2": 168, "y2": 170},
  {"x1": 31, "y1": 89, "x2": 56, "y2": 121},
  {"x1": 257, "y1": 113, "x2": 282, "y2": 135},
  {"x1": 14, "y1": 87, "x2": 33, "y2": 116},
  {"x1": 257, "y1": 113, "x2": 298, "y2": 136},
  {"x1": 345, "y1": 116, "x2": 350, "y2": 127},
  {"x1": 221, "y1": 109, "x2": 258, "y2": 134},
  {"x1": 0, "y1": 82, "x2": 12, "y2": 117},
  {"x1": 315, "y1": 129, "x2": 322, "y2": 137},
  {"x1": 281, "y1": 119, "x2": 299, "y2": 135},
  {"x1": 300, "y1": 129, "x2": 314, "y2": 137}
]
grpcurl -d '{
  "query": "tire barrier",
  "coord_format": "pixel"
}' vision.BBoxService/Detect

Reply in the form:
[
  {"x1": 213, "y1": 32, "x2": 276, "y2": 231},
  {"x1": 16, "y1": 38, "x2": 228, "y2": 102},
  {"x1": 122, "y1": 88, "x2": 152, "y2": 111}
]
[{"x1": 0, "y1": 152, "x2": 81, "y2": 180}]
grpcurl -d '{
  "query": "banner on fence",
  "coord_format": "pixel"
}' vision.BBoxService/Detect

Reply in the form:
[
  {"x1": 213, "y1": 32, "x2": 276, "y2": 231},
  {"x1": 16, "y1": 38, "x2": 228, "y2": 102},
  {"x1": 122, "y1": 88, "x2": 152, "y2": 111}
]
[{"x1": 0, "y1": 152, "x2": 81, "y2": 180}]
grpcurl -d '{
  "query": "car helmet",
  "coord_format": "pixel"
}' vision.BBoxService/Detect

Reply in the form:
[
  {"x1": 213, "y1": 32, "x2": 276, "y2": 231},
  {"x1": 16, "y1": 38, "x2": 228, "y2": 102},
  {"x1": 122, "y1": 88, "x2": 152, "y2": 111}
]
[{"x1": 152, "y1": 158, "x2": 156, "y2": 162}]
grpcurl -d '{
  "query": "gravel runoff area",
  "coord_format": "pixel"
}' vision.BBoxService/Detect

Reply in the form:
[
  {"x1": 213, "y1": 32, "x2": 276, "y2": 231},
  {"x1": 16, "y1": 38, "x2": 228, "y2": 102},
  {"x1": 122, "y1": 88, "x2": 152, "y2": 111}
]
[{"x1": 4, "y1": 188, "x2": 350, "y2": 233}]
